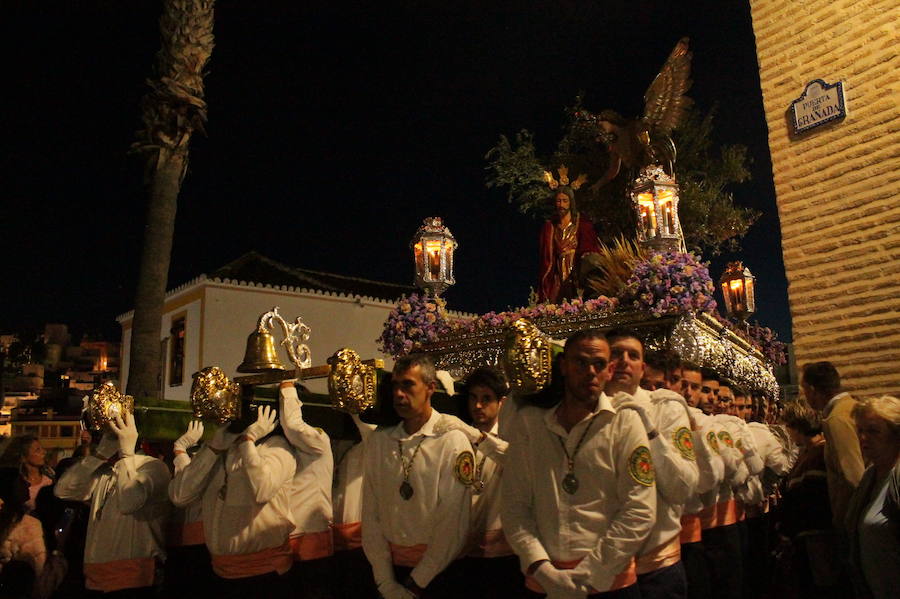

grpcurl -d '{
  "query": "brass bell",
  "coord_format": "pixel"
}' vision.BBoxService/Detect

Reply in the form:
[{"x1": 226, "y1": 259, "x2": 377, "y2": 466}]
[{"x1": 237, "y1": 330, "x2": 286, "y2": 373}]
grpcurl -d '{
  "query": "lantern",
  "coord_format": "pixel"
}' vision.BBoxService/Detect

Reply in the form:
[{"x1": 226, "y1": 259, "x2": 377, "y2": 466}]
[
  {"x1": 631, "y1": 164, "x2": 683, "y2": 252},
  {"x1": 719, "y1": 261, "x2": 756, "y2": 321},
  {"x1": 411, "y1": 217, "x2": 457, "y2": 296}
]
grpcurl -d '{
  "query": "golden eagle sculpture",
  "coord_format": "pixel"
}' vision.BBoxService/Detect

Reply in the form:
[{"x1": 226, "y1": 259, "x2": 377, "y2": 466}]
[{"x1": 577, "y1": 37, "x2": 693, "y2": 188}]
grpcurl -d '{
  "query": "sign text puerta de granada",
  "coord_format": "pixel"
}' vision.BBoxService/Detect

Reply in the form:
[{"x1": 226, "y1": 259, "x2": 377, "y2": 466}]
[{"x1": 790, "y1": 79, "x2": 847, "y2": 135}]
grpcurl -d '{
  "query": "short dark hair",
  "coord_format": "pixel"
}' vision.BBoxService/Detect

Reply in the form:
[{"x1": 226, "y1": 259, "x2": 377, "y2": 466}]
[
  {"x1": 681, "y1": 360, "x2": 702, "y2": 375},
  {"x1": 731, "y1": 384, "x2": 748, "y2": 398},
  {"x1": 605, "y1": 328, "x2": 642, "y2": 348},
  {"x1": 393, "y1": 354, "x2": 436, "y2": 385},
  {"x1": 644, "y1": 349, "x2": 681, "y2": 379},
  {"x1": 464, "y1": 366, "x2": 509, "y2": 400},
  {"x1": 802, "y1": 362, "x2": 841, "y2": 396},
  {"x1": 564, "y1": 329, "x2": 607, "y2": 354},
  {"x1": 700, "y1": 368, "x2": 720, "y2": 383}
]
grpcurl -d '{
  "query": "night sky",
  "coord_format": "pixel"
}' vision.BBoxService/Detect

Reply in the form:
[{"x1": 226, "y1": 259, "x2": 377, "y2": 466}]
[{"x1": 2, "y1": 1, "x2": 791, "y2": 344}]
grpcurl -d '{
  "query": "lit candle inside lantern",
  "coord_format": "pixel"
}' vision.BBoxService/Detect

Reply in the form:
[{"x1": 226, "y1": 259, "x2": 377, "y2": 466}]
[
  {"x1": 729, "y1": 279, "x2": 745, "y2": 312},
  {"x1": 426, "y1": 240, "x2": 442, "y2": 279},
  {"x1": 638, "y1": 193, "x2": 657, "y2": 237}
]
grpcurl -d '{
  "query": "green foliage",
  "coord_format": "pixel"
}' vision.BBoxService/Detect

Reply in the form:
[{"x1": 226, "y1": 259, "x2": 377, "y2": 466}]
[
  {"x1": 484, "y1": 130, "x2": 548, "y2": 217},
  {"x1": 485, "y1": 101, "x2": 759, "y2": 256},
  {"x1": 671, "y1": 109, "x2": 760, "y2": 254}
]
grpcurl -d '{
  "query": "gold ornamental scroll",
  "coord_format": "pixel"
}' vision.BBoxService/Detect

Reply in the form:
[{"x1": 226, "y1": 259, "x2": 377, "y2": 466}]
[
  {"x1": 190, "y1": 366, "x2": 242, "y2": 424},
  {"x1": 327, "y1": 348, "x2": 378, "y2": 414},
  {"x1": 502, "y1": 318, "x2": 552, "y2": 394},
  {"x1": 86, "y1": 381, "x2": 135, "y2": 431}
]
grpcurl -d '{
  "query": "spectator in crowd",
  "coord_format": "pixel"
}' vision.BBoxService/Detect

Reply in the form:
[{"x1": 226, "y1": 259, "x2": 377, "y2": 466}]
[
  {"x1": 801, "y1": 362, "x2": 864, "y2": 526},
  {"x1": 0, "y1": 467, "x2": 47, "y2": 598},
  {"x1": 845, "y1": 395, "x2": 900, "y2": 599},
  {"x1": 0, "y1": 436, "x2": 53, "y2": 515},
  {"x1": 777, "y1": 402, "x2": 835, "y2": 598}
]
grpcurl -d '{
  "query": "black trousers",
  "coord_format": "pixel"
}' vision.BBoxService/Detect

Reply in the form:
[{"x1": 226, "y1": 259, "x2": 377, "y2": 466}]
[
  {"x1": 393, "y1": 561, "x2": 466, "y2": 599},
  {"x1": 214, "y1": 570, "x2": 289, "y2": 599},
  {"x1": 637, "y1": 560, "x2": 687, "y2": 599},
  {"x1": 680, "y1": 540, "x2": 712, "y2": 599},
  {"x1": 743, "y1": 516, "x2": 769, "y2": 599},
  {"x1": 524, "y1": 583, "x2": 642, "y2": 599},
  {"x1": 330, "y1": 548, "x2": 378, "y2": 597},
  {"x1": 163, "y1": 544, "x2": 215, "y2": 599},
  {"x1": 700, "y1": 523, "x2": 742, "y2": 599},
  {"x1": 452, "y1": 555, "x2": 525, "y2": 599}
]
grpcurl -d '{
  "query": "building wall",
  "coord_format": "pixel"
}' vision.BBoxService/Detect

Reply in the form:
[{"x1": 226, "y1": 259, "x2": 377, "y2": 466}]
[
  {"x1": 118, "y1": 284, "x2": 203, "y2": 401},
  {"x1": 749, "y1": 0, "x2": 900, "y2": 397}
]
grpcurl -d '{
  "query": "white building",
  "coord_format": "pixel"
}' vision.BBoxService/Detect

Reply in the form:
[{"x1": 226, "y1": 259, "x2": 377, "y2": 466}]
[{"x1": 117, "y1": 252, "x2": 416, "y2": 401}]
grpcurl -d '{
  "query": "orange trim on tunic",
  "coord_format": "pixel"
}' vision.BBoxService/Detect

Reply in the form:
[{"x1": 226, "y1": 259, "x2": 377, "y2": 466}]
[
  {"x1": 468, "y1": 528, "x2": 513, "y2": 558},
  {"x1": 389, "y1": 543, "x2": 428, "y2": 568},
  {"x1": 168, "y1": 520, "x2": 205, "y2": 547},
  {"x1": 525, "y1": 557, "x2": 637, "y2": 594},
  {"x1": 699, "y1": 503, "x2": 719, "y2": 530},
  {"x1": 716, "y1": 499, "x2": 739, "y2": 527},
  {"x1": 289, "y1": 530, "x2": 334, "y2": 561},
  {"x1": 735, "y1": 500, "x2": 746, "y2": 522},
  {"x1": 332, "y1": 521, "x2": 362, "y2": 552},
  {"x1": 84, "y1": 557, "x2": 156, "y2": 592},
  {"x1": 211, "y1": 542, "x2": 293, "y2": 579},
  {"x1": 636, "y1": 535, "x2": 682, "y2": 574},
  {"x1": 680, "y1": 513, "x2": 702, "y2": 544}
]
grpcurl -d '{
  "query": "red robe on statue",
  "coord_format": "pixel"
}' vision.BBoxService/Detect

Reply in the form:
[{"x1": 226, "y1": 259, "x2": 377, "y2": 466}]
[{"x1": 538, "y1": 215, "x2": 601, "y2": 303}]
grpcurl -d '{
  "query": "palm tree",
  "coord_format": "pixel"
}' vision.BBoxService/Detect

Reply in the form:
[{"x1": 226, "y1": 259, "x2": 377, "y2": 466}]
[{"x1": 127, "y1": 0, "x2": 214, "y2": 398}]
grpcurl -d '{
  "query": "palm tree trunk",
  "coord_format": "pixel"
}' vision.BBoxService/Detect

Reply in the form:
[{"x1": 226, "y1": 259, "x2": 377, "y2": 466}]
[{"x1": 127, "y1": 0, "x2": 214, "y2": 398}]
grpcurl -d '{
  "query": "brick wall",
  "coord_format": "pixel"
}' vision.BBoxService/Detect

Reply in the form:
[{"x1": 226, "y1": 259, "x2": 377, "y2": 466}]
[{"x1": 749, "y1": 0, "x2": 900, "y2": 397}]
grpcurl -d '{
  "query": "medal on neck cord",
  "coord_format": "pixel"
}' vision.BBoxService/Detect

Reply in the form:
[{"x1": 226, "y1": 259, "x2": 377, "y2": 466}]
[
  {"x1": 398, "y1": 437, "x2": 426, "y2": 500},
  {"x1": 558, "y1": 414, "x2": 599, "y2": 495}
]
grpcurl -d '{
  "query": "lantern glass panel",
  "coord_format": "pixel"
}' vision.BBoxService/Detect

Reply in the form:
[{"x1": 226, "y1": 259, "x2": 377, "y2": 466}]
[
  {"x1": 657, "y1": 192, "x2": 675, "y2": 236},
  {"x1": 425, "y1": 239, "x2": 442, "y2": 280},
  {"x1": 745, "y1": 277, "x2": 756, "y2": 312},
  {"x1": 637, "y1": 192, "x2": 657, "y2": 238}
]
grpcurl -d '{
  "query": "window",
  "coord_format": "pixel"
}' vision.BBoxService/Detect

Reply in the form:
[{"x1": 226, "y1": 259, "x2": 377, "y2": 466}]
[
  {"x1": 60, "y1": 425, "x2": 75, "y2": 438},
  {"x1": 169, "y1": 316, "x2": 186, "y2": 386}
]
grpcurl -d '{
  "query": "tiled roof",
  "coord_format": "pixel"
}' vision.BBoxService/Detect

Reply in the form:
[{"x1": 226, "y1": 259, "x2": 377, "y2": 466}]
[{"x1": 209, "y1": 251, "x2": 415, "y2": 302}]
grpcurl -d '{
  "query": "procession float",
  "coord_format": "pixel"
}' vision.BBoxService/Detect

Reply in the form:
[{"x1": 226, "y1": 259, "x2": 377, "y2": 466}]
[{"x1": 96, "y1": 38, "x2": 785, "y2": 442}]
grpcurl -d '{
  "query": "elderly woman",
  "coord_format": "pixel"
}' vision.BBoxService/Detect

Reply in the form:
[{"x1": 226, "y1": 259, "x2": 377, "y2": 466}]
[{"x1": 845, "y1": 395, "x2": 900, "y2": 599}]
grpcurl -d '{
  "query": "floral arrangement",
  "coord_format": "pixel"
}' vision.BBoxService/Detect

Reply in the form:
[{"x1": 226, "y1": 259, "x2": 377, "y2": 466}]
[
  {"x1": 453, "y1": 296, "x2": 618, "y2": 334},
  {"x1": 748, "y1": 323, "x2": 787, "y2": 366},
  {"x1": 711, "y1": 313, "x2": 788, "y2": 366},
  {"x1": 376, "y1": 293, "x2": 452, "y2": 357},
  {"x1": 620, "y1": 251, "x2": 717, "y2": 317}
]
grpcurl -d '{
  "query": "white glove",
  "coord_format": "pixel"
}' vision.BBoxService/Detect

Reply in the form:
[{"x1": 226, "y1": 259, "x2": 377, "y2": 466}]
[
  {"x1": 109, "y1": 413, "x2": 139, "y2": 457},
  {"x1": 614, "y1": 400, "x2": 657, "y2": 438},
  {"x1": 433, "y1": 413, "x2": 483, "y2": 444},
  {"x1": 208, "y1": 423, "x2": 237, "y2": 452},
  {"x1": 242, "y1": 405, "x2": 278, "y2": 441},
  {"x1": 650, "y1": 388, "x2": 689, "y2": 409},
  {"x1": 377, "y1": 580, "x2": 416, "y2": 599},
  {"x1": 534, "y1": 562, "x2": 588, "y2": 599},
  {"x1": 174, "y1": 420, "x2": 204, "y2": 453},
  {"x1": 95, "y1": 431, "x2": 119, "y2": 460}
]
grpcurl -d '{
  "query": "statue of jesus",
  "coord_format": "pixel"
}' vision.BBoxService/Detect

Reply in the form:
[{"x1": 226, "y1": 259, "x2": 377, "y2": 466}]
[{"x1": 537, "y1": 181, "x2": 601, "y2": 304}]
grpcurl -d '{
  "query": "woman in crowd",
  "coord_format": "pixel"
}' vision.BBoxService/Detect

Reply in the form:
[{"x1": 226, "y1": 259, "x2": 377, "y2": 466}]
[
  {"x1": 845, "y1": 395, "x2": 900, "y2": 599},
  {"x1": 0, "y1": 436, "x2": 54, "y2": 514},
  {"x1": 0, "y1": 467, "x2": 51, "y2": 598},
  {"x1": 776, "y1": 402, "x2": 833, "y2": 598}
]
